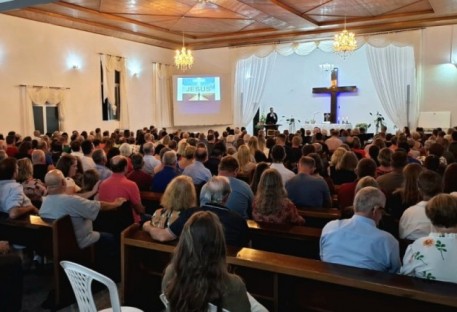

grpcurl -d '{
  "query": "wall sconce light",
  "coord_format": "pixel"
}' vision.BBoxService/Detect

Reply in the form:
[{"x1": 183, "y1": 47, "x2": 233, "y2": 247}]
[{"x1": 66, "y1": 53, "x2": 83, "y2": 70}]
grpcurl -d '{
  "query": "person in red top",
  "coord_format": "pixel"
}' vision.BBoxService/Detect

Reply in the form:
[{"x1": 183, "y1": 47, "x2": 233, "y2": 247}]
[
  {"x1": 98, "y1": 155, "x2": 144, "y2": 223},
  {"x1": 5, "y1": 135, "x2": 18, "y2": 158},
  {"x1": 338, "y1": 158, "x2": 377, "y2": 210},
  {"x1": 126, "y1": 153, "x2": 152, "y2": 191}
]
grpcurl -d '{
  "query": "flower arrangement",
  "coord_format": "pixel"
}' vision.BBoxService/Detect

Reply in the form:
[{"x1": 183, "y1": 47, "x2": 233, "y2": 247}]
[
  {"x1": 282, "y1": 115, "x2": 301, "y2": 126},
  {"x1": 368, "y1": 112, "x2": 385, "y2": 133}
]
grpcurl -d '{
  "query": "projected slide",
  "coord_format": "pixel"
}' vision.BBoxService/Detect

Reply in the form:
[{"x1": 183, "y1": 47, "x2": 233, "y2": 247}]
[
  {"x1": 173, "y1": 75, "x2": 230, "y2": 126},
  {"x1": 176, "y1": 76, "x2": 221, "y2": 114}
]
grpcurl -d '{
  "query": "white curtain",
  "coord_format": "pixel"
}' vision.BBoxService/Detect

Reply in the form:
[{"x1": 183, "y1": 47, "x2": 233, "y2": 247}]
[
  {"x1": 231, "y1": 29, "x2": 421, "y2": 60},
  {"x1": 23, "y1": 86, "x2": 67, "y2": 135},
  {"x1": 101, "y1": 55, "x2": 130, "y2": 129},
  {"x1": 366, "y1": 45, "x2": 418, "y2": 129},
  {"x1": 234, "y1": 53, "x2": 276, "y2": 127},
  {"x1": 152, "y1": 63, "x2": 173, "y2": 127}
]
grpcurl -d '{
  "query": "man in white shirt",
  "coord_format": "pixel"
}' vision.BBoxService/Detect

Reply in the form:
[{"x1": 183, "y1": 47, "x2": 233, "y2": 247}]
[
  {"x1": 142, "y1": 142, "x2": 160, "y2": 175},
  {"x1": 399, "y1": 170, "x2": 443, "y2": 240},
  {"x1": 270, "y1": 145, "x2": 295, "y2": 184},
  {"x1": 325, "y1": 129, "x2": 343, "y2": 153},
  {"x1": 80, "y1": 140, "x2": 97, "y2": 171}
]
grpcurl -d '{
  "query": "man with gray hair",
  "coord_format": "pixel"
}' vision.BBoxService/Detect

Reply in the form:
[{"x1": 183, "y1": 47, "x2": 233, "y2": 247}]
[
  {"x1": 151, "y1": 151, "x2": 178, "y2": 193},
  {"x1": 142, "y1": 142, "x2": 160, "y2": 175},
  {"x1": 200, "y1": 156, "x2": 253, "y2": 219},
  {"x1": 320, "y1": 186, "x2": 401, "y2": 273},
  {"x1": 92, "y1": 149, "x2": 112, "y2": 181},
  {"x1": 143, "y1": 176, "x2": 249, "y2": 246},
  {"x1": 39, "y1": 169, "x2": 126, "y2": 249}
]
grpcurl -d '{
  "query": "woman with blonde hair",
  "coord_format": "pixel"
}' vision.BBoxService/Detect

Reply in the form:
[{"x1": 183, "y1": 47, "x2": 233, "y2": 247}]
[
  {"x1": 176, "y1": 141, "x2": 188, "y2": 160},
  {"x1": 248, "y1": 136, "x2": 267, "y2": 163},
  {"x1": 328, "y1": 147, "x2": 346, "y2": 175},
  {"x1": 253, "y1": 169, "x2": 304, "y2": 225},
  {"x1": 150, "y1": 176, "x2": 197, "y2": 228},
  {"x1": 16, "y1": 157, "x2": 47, "y2": 204},
  {"x1": 331, "y1": 151, "x2": 358, "y2": 185},
  {"x1": 237, "y1": 145, "x2": 256, "y2": 181}
]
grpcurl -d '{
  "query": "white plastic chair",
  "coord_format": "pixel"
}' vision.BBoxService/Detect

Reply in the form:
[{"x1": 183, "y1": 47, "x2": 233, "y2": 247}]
[{"x1": 60, "y1": 261, "x2": 142, "y2": 312}]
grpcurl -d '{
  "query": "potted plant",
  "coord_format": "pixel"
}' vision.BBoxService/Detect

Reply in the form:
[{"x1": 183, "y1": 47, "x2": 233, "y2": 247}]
[
  {"x1": 282, "y1": 116, "x2": 301, "y2": 133},
  {"x1": 368, "y1": 112, "x2": 385, "y2": 134}
]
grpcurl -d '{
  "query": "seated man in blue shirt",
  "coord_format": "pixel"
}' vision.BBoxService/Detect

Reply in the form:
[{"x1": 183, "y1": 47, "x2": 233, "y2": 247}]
[
  {"x1": 320, "y1": 186, "x2": 401, "y2": 273},
  {"x1": 151, "y1": 151, "x2": 178, "y2": 193},
  {"x1": 285, "y1": 156, "x2": 331, "y2": 208},
  {"x1": 182, "y1": 146, "x2": 212, "y2": 185}
]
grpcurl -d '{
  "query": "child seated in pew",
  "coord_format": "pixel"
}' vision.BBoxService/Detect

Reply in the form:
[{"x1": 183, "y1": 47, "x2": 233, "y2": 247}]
[{"x1": 400, "y1": 194, "x2": 457, "y2": 283}]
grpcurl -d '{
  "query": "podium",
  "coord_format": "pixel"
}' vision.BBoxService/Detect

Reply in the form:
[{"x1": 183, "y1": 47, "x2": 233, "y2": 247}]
[{"x1": 265, "y1": 123, "x2": 281, "y2": 137}]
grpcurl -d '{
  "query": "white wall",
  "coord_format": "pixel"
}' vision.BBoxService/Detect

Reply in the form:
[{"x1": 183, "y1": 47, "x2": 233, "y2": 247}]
[
  {"x1": 420, "y1": 25, "x2": 457, "y2": 127},
  {"x1": 257, "y1": 47, "x2": 395, "y2": 133},
  {"x1": 1, "y1": 13, "x2": 457, "y2": 138},
  {"x1": 0, "y1": 14, "x2": 173, "y2": 136}
]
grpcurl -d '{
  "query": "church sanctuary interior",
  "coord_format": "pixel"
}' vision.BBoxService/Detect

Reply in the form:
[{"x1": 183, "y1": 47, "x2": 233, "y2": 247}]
[{"x1": 2, "y1": 0, "x2": 457, "y2": 311}]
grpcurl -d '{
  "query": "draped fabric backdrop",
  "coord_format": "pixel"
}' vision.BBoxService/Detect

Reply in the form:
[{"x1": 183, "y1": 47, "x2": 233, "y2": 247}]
[
  {"x1": 152, "y1": 63, "x2": 174, "y2": 127},
  {"x1": 233, "y1": 30, "x2": 422, "y2": 129},
  {"x1": 22, "y1": 86, "x2": 67, "y2": 135},
  {"x1": 101, "y1": 55, "x2": 130, "y2": 129},
  {"x1": 234, "y1": 53, "x2": 276, "y2": 127},
  {"x1": 366, "y1": 45, "x2": 418, "y2": 129}
]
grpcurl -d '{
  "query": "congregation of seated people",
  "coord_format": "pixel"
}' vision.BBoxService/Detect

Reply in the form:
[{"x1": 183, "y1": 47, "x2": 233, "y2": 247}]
[{"x1": 2, "y1": 124, "x2": 457, "y2": 310}]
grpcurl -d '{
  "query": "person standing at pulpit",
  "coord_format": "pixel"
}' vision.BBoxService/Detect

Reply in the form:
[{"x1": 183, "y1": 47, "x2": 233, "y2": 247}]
[{"x1": 266, "y1": 107, "x2": 278, "y2": 125}]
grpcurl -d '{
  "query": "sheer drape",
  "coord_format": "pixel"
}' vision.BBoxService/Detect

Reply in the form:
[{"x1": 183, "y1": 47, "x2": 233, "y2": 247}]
[
  {"x1": 101, "y1": 55, "x2": 130, "y2": 129},
  {"x1": 234, "y1": 53, "x2": 276, "y2": 127},
  {"x1": 366, "y1": 45, "x2": 418, "y2": 129},
  {"x1": 22, "y1": 86, "x2": 67, "y2": 135},
  {"x1": 231, "y1": 30, "x2": 421, "y2": 60},
  {"x1": 152, "y1": 63, "x2": 173, "y2": 127}
]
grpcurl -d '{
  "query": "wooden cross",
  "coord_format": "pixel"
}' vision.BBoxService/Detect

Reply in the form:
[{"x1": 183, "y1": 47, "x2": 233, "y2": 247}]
[{"x1": 312, "y1": 68, "x2": 357, "y2": 123}]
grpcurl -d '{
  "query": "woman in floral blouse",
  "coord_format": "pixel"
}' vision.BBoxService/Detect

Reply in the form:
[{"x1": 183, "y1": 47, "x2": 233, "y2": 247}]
[
  {"x1": 400, "y1": 194, "x2": 457, "y2": 283},
  {"x1": 252, "y1": 168, "x2": 304, "y2": 225}
]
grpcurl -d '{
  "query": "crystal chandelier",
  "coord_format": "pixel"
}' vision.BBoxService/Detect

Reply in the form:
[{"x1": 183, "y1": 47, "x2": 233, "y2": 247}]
[
  {"x1": 333, "y1": 16, "x2": 357, "y2": 58},
  {"x1": 175, "y1": 34, "x2": 193, "y2": 71}
]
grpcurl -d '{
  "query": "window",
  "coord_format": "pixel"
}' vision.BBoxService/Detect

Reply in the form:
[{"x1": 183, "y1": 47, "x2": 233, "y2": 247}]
[
  {"x1": 33, "y1": 103, "x2": 59, "y2": 134},
  {"x1": 101, "y1": 62, "x2": 120, "y2": 121}
]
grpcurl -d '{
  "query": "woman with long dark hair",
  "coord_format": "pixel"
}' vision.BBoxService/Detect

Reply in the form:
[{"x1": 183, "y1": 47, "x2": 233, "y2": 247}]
[
  {"x1": 161, "y1": 211, "x2": 251, "y2": 312},
  {"x1": 252, "y1": 169, "x2": 304, "y2": 225}
]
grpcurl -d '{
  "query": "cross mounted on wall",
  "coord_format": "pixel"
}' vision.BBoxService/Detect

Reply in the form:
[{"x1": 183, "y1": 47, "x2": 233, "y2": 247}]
[{"x1": 312, "y1": 68, "x2": 357, "y2": 123}]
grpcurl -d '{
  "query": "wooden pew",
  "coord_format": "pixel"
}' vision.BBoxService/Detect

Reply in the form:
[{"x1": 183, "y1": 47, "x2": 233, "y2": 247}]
[
  {"x1": 0, "y1": 214, "x2": 93, "y2": 309},
  {"x1": 297, "y1": 207, "x2": 341, "y2": 228},
  {"x1": 0, "y1": 214, "x2": 53, "y2": 255},
  {"x1": 121, "y1": 224, "x2": 457, "y2": 312},
  {"x1": 140, "y1": 191, "x2": 163, "y2": 214},
  {"x1": 247, "y1": 219, "x2": 321, "y2": 259}
]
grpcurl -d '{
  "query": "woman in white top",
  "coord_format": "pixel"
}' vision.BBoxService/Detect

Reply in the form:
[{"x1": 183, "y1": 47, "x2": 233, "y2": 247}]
[{"x1": 400, "y1": 194, "x2": 457, "y2": 283}]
